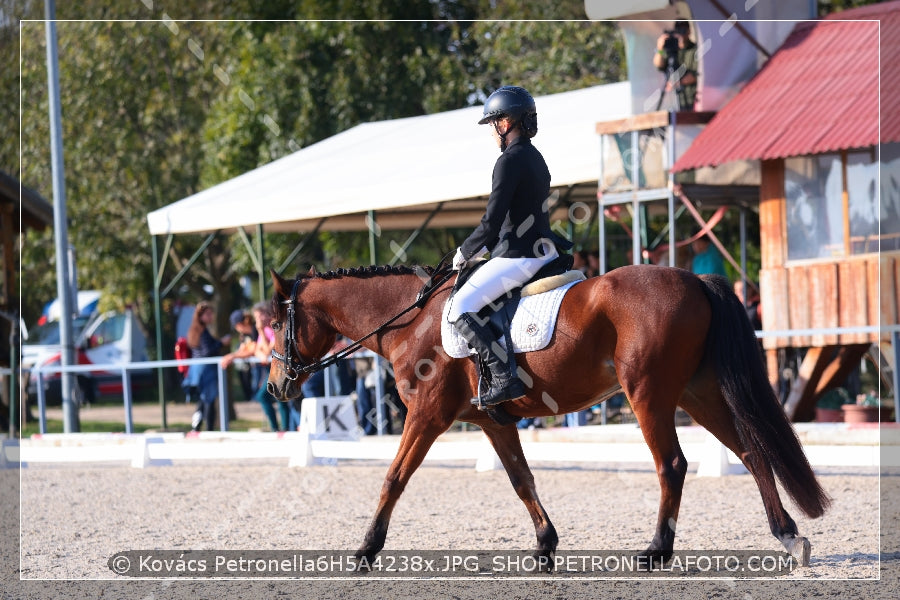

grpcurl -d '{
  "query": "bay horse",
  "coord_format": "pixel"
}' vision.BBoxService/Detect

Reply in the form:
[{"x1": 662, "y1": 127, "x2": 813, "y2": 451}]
[{"x1": 266, "y1": 263, "x2": 830, "y2": 567}]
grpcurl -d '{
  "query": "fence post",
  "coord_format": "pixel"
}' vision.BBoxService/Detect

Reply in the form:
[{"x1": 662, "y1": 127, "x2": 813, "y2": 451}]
[
  {"x1": 122, "y1": 368, "x2": 133, "y2": 434},
  {"x1": 36, "y1": 370, "x2": 47, "y2": 435},
  {"x1": 218, "y1": 364, "x2": 228, "y2": 432}
]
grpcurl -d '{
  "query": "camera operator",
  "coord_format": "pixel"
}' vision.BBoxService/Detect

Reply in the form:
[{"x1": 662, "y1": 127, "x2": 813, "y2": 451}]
[{"x1": 652, "y1": 20, "x2": 698, "y2": 110}]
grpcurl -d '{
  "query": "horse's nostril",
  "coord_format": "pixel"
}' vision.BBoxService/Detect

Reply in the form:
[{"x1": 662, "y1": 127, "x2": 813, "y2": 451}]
[{"x1": 266, "y1": 381, "x2": 278, "y2": 398}]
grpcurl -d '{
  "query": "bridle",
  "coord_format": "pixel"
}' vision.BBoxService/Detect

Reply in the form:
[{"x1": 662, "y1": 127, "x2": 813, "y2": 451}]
[
  {"x1": 270, "y1": 255, "x2": 456, "y2": 381},
  {"x1": 270, "y1": 278, "x2": 308, "y2": 381}
]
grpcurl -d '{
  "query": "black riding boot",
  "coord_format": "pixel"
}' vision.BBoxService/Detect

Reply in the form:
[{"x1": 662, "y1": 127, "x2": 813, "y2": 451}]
[{"x1": 453, "y1": 312, "x2": 525, "y2": 407}]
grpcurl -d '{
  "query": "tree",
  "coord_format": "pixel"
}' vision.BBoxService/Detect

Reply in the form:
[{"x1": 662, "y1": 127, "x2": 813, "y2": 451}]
[
  {"x1": 4, "y1": 0, "x2": 626, "y2": 342},
  {"x1": 467, "y1": 1, "x2": 625, "y2": 97},
  {"x1": 16, "y1": 19, "x2": 238, "y2": 334},
  {"x1": 197, "y1": 17, "x2": 478, "y2": 275}
]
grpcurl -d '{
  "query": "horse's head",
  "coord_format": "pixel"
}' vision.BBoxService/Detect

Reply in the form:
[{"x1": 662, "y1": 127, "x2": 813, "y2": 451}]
[{"x1": 266, "y1": 268, "x2": 337, "y2": 401}]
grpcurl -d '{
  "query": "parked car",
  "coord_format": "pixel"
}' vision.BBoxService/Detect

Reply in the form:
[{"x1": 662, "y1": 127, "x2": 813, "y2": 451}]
[{"x1": 24, "y1": 307, "x2": 151, "y2": 406}]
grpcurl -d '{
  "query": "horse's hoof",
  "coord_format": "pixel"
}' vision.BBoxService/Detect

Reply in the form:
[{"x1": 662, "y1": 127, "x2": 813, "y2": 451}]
[
  {"x1": 637, "y1": 548, "x2": 672, "y2": 571},
  {"x1": 353, "y1": 550, "x2": 377, "y2": 572},
  {"x1": 786, "y1": 536, "x2": 811, "y2": 567},
  {"x1": 529, "y1": 550, "x2": 555, "y2": 573}
]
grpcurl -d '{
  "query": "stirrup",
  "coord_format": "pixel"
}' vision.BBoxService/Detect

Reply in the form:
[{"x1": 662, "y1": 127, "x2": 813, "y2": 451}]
[{"x1": 470, "y1": 378, "x2": 526, "y2": 410}]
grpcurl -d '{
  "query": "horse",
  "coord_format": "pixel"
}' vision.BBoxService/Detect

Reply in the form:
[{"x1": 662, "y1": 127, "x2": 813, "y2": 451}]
[{"x1": 266, "y1": 263, "x2": 830, "y2": 568}]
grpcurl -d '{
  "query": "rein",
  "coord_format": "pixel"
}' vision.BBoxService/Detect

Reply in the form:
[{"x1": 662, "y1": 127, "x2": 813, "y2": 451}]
[{"x1": 271, "y1": 255, "x2": 456, "y2": 380}]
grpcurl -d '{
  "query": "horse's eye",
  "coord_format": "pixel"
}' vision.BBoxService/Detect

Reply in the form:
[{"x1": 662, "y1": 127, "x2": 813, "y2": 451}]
[{"x1": 271, "y1": 321, "x2": 282, "y2": 332}]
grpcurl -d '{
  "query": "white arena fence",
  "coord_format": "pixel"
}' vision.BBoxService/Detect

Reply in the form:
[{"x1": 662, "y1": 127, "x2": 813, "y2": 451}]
[
  {"x1": 4, "y1": 393, "x2": 895, "y2": 474},
  {"x1": 27, "y1": 351, "x2": 389, "y2": 435},
  {"x1": 24, "y1": 326, "x2": 900, "y2": 435},
  {"x1": 6, "y1": 326, "x2": 897, "y2": 475}
]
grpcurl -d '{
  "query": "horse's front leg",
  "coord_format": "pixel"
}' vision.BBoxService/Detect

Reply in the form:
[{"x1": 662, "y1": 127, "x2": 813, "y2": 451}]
[
  {"x1": 356, "y1": 411, "x2": 449, "y2": 562},
  {"x1": 480, "y1": 422, "x2": 558, "y2": 569}
]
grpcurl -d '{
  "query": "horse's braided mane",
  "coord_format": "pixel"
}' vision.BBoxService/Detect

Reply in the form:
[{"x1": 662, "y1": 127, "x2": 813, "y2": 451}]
[{"x1": 297, "y1": 264, "x2": 436, "y2": 281}]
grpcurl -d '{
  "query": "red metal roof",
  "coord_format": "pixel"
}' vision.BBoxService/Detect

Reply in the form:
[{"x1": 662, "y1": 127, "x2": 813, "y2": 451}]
[{"x1": 672, "y1": 1, "x2": 897, "y2": 172}]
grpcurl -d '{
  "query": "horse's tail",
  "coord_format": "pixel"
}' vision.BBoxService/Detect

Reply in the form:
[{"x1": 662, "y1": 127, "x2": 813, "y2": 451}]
[{"x1": 697, "y1": 274, "x2": 830, "y2": 519}]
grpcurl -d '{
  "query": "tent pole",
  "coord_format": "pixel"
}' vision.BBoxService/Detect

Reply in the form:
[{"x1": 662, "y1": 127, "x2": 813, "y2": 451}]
[
  {"x1": 598, "y1": 131, "x2": 607, "y2": 274},
  {"x1": 256, "y1": 223, "x2": 266, "y2": 302},
  {"x1": 667, "y1": 114, "x2": 677, "y2": 267},
  {"x1": 367, "y1": 209, "x2": 387, "y2": 436},
  {"x1": 740, "y1": 205, "x2": 748, "y2": 304},
  {"x1": 630, "y1": 130, "x2": 641, "y2": 266},
  {"x1": 151, "y1": 234, "x2": 167, "y2": 430},
  {"x1": 598, "y1": 197, "x2": 606, "y2": 274},
  {"x1": 368, "y1": 210, "x2": 379, "y2": 266},
  {"x1": 153, "y1": 231, "x2": 218, "y2": 429}
]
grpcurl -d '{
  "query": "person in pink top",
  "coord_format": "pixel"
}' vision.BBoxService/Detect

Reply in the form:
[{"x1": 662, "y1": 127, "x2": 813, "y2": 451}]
[{"x1": 252, "y1": 301, "x2": 289, "y2": 431}]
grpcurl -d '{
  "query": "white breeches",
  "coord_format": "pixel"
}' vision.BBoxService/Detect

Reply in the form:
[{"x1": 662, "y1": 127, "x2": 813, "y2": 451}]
[{"x1": 447, "y1": 251, "x2": 557, "y2": 323}]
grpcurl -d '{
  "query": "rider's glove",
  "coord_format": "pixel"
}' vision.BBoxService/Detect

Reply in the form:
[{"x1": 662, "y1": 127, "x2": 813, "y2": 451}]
[{"x1": 452, "y1": 247, "x2": 468, "y2": 271}]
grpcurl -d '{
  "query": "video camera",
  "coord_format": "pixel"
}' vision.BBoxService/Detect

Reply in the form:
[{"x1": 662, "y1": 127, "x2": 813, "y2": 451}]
[{"x1": 660, "y1": 30, "x2": 681, "y2": 71}]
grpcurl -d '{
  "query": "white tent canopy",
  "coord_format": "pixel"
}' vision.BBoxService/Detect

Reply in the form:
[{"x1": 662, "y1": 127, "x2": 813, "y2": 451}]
[{"x1": 146, "y1": 82, "x2": 631, "y2": 236}]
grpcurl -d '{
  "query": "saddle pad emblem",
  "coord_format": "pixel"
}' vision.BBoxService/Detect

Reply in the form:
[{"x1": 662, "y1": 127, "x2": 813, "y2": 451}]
[{"x1": 441, "y1": 279, "x2": 581, "y2": 359}]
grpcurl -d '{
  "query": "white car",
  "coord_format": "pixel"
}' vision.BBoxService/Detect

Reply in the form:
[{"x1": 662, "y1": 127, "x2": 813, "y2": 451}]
[{"x1": 25, "y1": 309, "x2": 150, "y2": 406}]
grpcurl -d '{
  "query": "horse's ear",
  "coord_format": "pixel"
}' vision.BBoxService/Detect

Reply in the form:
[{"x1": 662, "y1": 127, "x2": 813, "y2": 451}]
[
  {"x1": 307, "y1": 265, "x2": 318, "y2": 277},
  {"x1": 270, "y1": 269, "x2": 289, "y2": 298}
]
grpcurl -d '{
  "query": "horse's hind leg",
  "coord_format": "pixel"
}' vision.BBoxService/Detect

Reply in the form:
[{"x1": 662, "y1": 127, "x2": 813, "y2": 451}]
[
  {"x1": 629, "y1": 393, "x2": 688, "y2": 566},
  {"x1": 481, "y1": 423, "x2": 558, "y2": 567},
  {"x1": 678, "y1": 381, "x2": 810, "y2": 565}
]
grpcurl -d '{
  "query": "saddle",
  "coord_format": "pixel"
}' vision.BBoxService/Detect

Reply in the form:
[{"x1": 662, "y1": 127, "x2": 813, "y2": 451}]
[
  {"x1": 443, "y1": 254, "x2": 583, "y2": 356},
  {"x1": 442, "y1": 255, "x2": 583, "y2": 425}
]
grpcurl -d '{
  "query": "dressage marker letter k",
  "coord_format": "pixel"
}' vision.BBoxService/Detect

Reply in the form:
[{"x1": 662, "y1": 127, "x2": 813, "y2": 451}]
[{"x1": 321, "y1": 405, "x2": 349, "y2": 432}]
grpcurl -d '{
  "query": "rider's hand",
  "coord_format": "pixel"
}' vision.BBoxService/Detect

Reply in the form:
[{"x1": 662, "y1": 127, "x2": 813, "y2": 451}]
[{"x1": 452, "y1": 247, "x2": 468, "y2": 271}]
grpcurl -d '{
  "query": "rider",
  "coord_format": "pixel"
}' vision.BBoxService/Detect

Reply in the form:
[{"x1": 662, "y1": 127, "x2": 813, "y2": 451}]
[{"x1": 449, "y1": 85, "x2": 572, "y2": 408}]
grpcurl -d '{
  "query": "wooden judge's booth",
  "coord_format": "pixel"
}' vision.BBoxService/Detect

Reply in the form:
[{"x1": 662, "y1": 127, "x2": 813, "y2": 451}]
[
  {"x1": 670, "y1": 6, "x2": 899, "y2": 421},
  {"x1": 593, "y1": 3, "x2": 899, "y2": 422}
]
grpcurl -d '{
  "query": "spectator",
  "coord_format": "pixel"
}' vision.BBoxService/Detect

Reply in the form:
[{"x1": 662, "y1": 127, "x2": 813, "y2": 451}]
[
  {"x1": 250, "y1": 301, "x2": 290, "y2": 432},
  {"x1": 295, "y1": 337, "x2": 355, "y2": 432},
  {"x1": 565, "y1": 409, "x2": 590, "y2": 427},
  {"x1": 653, "y1": 20, "x2": 698, "y2": 110},
  {"x1": 299, "y1": 337, "x2": 354, "y2": 398},
  {"x1": 572, "y1": 250, "x2": 588, "y2": 275},
  {"x1": 586, "y1": 251, "x2": 600, "y2": 277},
  {"x1": 221, "y1": 309, "x2": 256, "y2": 402},
  {"x1": 353, "y1": 356, "x2": 403, "y2": 435},
  {"x1": 184, "y1": 301, "x2": 229, "y2": 431},
  {"x1": 734, "y1": 280, "x2": 763, "y2": 330},
  {"x1": 690, "y1": 232, "x2": 727, "y2": 277}
]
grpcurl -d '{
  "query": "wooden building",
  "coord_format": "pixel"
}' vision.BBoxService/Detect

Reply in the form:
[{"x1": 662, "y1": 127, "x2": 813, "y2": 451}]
[
  {"x1": 0, "y1": 170, "x2": 53, "y2": 433},
  {"x1": 0, "y1": 170, "x2": 54, "y2": 361},
  {"x1": 672, "y1": 3, "x2": 898, "y2": 420}
]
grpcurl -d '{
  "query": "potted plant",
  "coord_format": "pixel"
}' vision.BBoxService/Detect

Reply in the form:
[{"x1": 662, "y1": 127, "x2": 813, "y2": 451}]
[
  {"x1": 815, "y1": 388, "x2": 849, "y2": 422},
  {"x1": 842, "y1": 390, "x2": 890, "y2": 423}
]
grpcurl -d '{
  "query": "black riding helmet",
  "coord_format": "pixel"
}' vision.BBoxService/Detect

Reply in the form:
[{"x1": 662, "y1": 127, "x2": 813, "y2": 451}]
[
  {"x1": 478, "y1": 86, "x2": 536, "y2": 123},
  {"x1": 478, "y1": 86, "x2": 538, "y2": 149}
]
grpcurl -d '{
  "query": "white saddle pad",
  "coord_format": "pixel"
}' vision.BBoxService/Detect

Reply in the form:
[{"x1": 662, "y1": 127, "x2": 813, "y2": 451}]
[{"x1": 441, "y1": 279, "x2": 582, "y2": 359}]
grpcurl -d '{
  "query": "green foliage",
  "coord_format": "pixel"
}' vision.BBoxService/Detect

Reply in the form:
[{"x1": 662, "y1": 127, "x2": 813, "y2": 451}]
[
  {"x1": 2, "y1": 0, "x2": 626, "y2": 340},
  {"x1": 816, "y1": 387, "x2": 851, "y2": 409},
  {"x1": 817, "y1": 0, "x2": 888, "y2": 17},
  {"x1": 15, "y1": 19, "x2": 232, "y2": 329},
  {"x1": 470, "y1": 21, "x2": 624, "y2": 95}
]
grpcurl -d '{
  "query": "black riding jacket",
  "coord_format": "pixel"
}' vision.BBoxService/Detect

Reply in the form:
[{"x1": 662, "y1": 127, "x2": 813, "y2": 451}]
[{"x1": 460, "y1": 136, "x2": 572, "y2": 260}]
